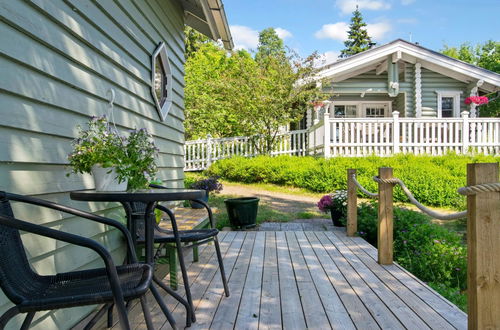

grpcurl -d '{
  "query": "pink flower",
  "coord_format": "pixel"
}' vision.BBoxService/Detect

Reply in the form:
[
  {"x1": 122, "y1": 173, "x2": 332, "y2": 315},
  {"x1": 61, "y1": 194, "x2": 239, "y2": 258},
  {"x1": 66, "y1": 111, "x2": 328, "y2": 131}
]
[
  {"x1": 465, "y1": 96, "x2": 489, "y2": 105},
  {"x1": 317, "y1": 195, "x2": 333, "y2": 212}
]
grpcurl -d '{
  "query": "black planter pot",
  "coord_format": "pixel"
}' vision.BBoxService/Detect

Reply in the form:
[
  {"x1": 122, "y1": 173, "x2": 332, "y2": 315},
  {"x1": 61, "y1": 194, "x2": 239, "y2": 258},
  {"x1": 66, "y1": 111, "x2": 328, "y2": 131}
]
[
  {"x1": 224, "y1": 197, "x2": 260, "y2": 229},
  {"x1": 330, "y1": 209, "x2": 344, "y2": 227},
  {"x1": 190, "y1": 191, "x2": 209, "y2": 209}
]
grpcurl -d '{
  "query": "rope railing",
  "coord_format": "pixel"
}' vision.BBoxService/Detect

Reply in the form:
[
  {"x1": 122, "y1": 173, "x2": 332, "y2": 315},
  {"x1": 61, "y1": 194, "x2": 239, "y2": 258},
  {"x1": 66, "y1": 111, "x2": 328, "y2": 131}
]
[
  {"x1": 372, "y1": 176, "x2": 467, "y2": 220},
  {"x1": 350, "y1": 174, "x2": 378, "y2": 199},
  {"x1": 347, "y1": 164, "x2": 500, "y2": 328}
]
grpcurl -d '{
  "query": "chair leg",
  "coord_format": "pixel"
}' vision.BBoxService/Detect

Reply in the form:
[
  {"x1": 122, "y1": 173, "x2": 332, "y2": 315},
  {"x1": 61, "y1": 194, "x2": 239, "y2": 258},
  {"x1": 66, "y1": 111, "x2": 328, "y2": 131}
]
[
  {"x1": 20, "y1": 312, "x2": 35, "y2": 330},
  {"x1": 114, "y1": 299, "x2": 130, "y2": 330},
  {"x1": 150, "y1": 284, "x2": 177, "y2": 330},
  {"x1": 107, "y1": 304, "x2": 114, "y2": 328},
  {"x1": 153, "y1": 277, "x2": 192, "y2": 327},
  {"x1": 174, "y1": 233, "x2": 196, "y2": 324},
  {"x1": 214, "y1": 236, "x2": 230, "y2": 297},
  {"x1": 83, "y1": 304, "x2": 112, "y2": 330},
  {"x1": 0, "y1": 306, "x2": 20, "y2": 329},
  {"x1": 140, "y1": 296, "x2": 154, "y2": 330}
]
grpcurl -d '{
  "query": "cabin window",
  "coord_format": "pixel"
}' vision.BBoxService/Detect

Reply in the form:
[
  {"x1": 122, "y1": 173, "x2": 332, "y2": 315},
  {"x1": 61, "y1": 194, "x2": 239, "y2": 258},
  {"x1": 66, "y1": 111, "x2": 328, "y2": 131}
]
[
  {"x1": 333, "y1": 105, "x2": 357, "y2": 118},
  {"x1": 151, "y1": 42, "x2": 173, "y2": 121},
  {"x1": 436, "y1": 91, "x2": 461, "y2": 118}
]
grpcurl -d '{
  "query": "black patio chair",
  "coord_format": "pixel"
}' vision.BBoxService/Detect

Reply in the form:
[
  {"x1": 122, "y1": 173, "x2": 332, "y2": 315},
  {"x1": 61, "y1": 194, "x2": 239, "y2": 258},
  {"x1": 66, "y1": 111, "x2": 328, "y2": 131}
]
[
  {"x1": 124, "y1": 184, "x2": 229, "y2": 325},
  {"x1": 0, "y1": 191, "x2": 155, "y2": 330}
]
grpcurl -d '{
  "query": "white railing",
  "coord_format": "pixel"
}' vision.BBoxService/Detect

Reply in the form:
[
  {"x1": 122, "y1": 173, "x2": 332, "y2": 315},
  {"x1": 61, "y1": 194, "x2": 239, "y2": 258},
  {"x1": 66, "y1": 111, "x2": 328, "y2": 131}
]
[
  {"x1": 184, "y1": 112, "x2": 500, "y2": 170},
  {"x1": 326, "y1": 111, "x2": 500, "y2": 157},
  {"x1": 184, "y1": 130, "x2": 308, "y2": 171}
]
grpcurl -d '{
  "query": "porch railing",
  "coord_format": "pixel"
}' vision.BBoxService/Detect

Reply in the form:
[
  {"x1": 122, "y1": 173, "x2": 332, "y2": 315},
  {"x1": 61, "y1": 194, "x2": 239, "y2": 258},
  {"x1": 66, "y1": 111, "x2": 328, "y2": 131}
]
[
  {"x1": 184, "y1": 130, "x2": 308, "y2": 171},
  {"x1": 326, "y1": 111, "x2": 500, "y2": 157},
  {"x1": 184, "y1": 111, "x2": 500, "y2": 171}
]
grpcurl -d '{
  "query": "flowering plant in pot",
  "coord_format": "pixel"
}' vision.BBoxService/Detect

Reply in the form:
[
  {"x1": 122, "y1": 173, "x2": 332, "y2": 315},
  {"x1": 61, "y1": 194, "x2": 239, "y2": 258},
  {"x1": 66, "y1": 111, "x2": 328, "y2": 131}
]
[
  {"x1": 317, "y1": 190, "x2": 347, "y2": 227},
  {"x1": 189, "y1": 176, "x2": 223, "y2": 208},
  {"x1": 67, "y1": 115, "x2": 158, "y2": 191}
]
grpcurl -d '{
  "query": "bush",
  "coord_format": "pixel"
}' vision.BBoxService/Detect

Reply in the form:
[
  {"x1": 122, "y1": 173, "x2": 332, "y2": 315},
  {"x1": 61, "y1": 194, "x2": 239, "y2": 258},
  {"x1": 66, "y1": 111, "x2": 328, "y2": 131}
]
[
  {"x1": 207, "y1": 154, "x2": 499, "y2": 209},
  {"x1": 357, "y1": 202, "x2": 467, "y2": 310}
]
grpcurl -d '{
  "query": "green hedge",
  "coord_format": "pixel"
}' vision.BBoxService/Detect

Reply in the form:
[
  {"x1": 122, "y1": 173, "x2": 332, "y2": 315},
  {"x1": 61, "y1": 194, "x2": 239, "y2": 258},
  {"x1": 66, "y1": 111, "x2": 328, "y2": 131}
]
[{"x1": 207, "y1": 154, "x2": 499, "y2": 209}]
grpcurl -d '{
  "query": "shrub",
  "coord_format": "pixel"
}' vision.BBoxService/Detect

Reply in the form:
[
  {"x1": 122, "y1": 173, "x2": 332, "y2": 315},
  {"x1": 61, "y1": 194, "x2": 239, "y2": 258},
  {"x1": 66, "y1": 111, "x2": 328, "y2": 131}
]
[
  {"x1": 207, "y1": 154, "x2": 499, "y2": 209},
  {"x1": 356, "y1": 202, "x2": 467, "y2": 310}
]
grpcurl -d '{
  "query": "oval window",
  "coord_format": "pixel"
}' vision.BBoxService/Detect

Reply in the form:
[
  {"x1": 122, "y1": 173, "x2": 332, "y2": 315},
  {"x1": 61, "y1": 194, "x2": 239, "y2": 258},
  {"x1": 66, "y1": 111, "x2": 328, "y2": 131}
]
[{"x1": 151, "y1": 42, "x2": 173, "y2": 121}]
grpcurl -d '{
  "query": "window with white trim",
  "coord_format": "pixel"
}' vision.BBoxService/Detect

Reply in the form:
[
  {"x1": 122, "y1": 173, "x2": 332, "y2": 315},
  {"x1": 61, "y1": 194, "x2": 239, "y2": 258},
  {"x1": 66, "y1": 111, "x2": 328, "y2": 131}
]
[
  {"x1": 151, "y1": 42, "x2": 173, "y2": 121},
  {"x1": 333, "y1": 105, "x2": 357, "y2": 118},
  {"x1": 436, "y1": 91, "x2": 461, "y2": 118}
]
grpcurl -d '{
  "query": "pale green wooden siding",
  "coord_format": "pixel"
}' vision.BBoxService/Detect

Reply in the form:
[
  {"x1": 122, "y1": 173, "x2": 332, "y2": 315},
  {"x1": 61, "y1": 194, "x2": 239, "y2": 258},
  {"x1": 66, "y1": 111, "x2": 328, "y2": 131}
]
[
  {"x1": 0, "y1": 0, "x2": 185, "y2": 328},
  {"x1": 421, "y1": 68, "x2": 468, "y2": 116},
  {"x1": 330, "y1": 70, "x2": 388, "y2": 93},
  {"x1": 399, "y1": 63, "x2": 414, "y2": 116}
]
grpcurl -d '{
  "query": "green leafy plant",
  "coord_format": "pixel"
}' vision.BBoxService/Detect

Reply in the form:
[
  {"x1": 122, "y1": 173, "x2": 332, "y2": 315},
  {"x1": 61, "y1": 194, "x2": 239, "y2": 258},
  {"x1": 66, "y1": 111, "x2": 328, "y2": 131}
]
[
  {"x1": 356, "y1": 201, "x2": 467, "y2": 311},
  {"x1": 67, "y1": 115, "x2": 158, "y2": 189},
  {"x1": 207, "y1": 154, "x2": 499, "y2": 209}
]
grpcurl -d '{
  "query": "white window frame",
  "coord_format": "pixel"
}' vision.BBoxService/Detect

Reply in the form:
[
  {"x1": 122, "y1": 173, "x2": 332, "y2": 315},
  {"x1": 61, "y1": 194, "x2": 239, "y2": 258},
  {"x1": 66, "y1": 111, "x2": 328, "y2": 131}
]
[
  {"x1": 436, "y1": 91, "x2": 462, "y2": 118},
  {"x1": 330, "y1": 101, "x2": 392, "y2": 118},
  {"x1": 151, "y1": 42, "x2": 173, "y2": 121}
]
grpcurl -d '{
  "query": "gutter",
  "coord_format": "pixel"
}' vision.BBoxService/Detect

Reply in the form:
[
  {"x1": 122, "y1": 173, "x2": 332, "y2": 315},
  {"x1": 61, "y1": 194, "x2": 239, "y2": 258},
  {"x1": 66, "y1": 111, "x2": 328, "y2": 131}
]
[{"x1": 201, "y1": 0, "x2": 234, "y2": 50}]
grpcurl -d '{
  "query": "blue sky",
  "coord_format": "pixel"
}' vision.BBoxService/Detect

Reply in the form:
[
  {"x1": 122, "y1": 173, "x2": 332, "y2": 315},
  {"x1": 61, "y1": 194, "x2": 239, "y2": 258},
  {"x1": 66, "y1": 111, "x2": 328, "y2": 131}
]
[{"x1": 224, "y1": 0, "x2": 499, "y2": 64}]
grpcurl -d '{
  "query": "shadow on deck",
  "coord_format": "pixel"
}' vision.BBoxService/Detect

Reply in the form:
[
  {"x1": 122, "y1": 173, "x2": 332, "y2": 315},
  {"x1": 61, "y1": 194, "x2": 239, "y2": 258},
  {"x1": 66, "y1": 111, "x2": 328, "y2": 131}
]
[{"x1": 99, "y1": 229, "x2": 467, "y2": 329}]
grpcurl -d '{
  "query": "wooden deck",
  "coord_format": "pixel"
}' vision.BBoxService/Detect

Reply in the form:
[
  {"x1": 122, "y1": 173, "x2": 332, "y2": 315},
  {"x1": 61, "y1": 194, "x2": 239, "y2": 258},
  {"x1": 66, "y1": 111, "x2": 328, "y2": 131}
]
[{"x1": 102, "y1": 229, "x2": 467, "y2": 329}]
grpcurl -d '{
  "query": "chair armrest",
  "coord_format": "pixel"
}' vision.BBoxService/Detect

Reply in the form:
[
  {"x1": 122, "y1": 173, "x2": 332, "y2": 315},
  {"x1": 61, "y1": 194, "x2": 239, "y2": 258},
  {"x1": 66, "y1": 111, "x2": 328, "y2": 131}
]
[
  {"x1": 0, "y1": 214, "x2": 128, "y2": 310},
  {"x1": 5, "y1": 192, "x2": 138, "y2": 262},
  {"x1": 149, "y1": 183, "x2": 169, "y2": 189}
]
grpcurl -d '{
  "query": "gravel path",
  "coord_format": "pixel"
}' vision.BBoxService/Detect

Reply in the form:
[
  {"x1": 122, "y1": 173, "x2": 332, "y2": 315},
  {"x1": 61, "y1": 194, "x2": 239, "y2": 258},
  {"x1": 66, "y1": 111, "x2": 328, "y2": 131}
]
[{"x1": 221, "y1": 182, "x2": 322, "y2": 214}]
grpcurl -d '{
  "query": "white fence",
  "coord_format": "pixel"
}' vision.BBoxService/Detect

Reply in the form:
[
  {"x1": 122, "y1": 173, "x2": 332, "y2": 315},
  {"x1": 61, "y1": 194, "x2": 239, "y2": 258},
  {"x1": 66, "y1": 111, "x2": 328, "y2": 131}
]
[
  {"x1": 322, "y1": 112, "x2": 500, "y2": 157},
  {"x1": 184, "y1": 112, "x2": 500, "y2": 171},
  {"x1": 184, "y1": 130, "x2": 308, "y2": 171}
]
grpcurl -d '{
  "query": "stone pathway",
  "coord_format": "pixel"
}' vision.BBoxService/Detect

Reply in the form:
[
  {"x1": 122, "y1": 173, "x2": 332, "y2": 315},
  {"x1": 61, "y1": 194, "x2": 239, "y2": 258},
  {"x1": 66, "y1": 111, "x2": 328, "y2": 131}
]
[{"x1": 258, "y1": 218, "x2": 336, "y2": 231}]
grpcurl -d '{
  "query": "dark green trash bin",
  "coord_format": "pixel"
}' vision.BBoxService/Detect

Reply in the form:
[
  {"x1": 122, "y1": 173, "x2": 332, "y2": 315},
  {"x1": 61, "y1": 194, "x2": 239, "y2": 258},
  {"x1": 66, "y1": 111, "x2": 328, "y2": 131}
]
[{"x1": 224, "y1": 197, "x2": 259, "y2": 229}]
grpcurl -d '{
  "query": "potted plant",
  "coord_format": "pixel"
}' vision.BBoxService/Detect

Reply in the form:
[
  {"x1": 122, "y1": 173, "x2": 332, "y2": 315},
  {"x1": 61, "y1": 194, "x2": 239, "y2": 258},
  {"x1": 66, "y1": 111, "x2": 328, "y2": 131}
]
[
  {"x1": 224, "y1": 197, "x2": 260, "y2": 229},
  {"x1": 67, "y1": 115, "x2": 158, "y2": 191},
  {"x1": 189, "y1": 176, "x2": 223, "y2": 208},
  {"x1": 317, "y1": 190, "x2": 347, "y2": 227}
]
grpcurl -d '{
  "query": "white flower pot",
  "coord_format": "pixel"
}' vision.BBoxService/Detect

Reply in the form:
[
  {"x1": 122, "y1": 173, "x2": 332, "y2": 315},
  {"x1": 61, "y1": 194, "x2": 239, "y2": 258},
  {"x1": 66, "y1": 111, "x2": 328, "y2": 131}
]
[{"x1": 91, "y1": 165, "x2": 128, "y2": 191}]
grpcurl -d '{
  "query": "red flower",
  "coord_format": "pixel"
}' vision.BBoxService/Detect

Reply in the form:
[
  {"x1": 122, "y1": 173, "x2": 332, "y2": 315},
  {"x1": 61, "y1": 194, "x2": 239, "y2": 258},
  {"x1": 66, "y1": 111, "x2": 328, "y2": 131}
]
[{"x1": 465, "y1": 96, "x2": 489, "y2": 105}]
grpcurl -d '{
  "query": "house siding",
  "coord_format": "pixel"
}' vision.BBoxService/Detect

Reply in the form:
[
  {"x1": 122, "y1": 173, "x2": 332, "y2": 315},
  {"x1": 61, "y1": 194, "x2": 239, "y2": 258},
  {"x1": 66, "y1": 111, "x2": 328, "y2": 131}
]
[
  {"x1": 420, "y1": 68, "x2": 469, "y2": 116},
  {"x1": 0, "y1": 0, "x2": 185, "y2": 328}
]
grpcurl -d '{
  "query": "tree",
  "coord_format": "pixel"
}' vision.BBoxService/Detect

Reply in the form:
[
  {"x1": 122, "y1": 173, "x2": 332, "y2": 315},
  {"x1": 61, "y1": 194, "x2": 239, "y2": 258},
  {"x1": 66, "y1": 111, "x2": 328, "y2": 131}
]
[
  {"x1": 184, "y1": 26, "x2": 210, "y2": 59},
  {"x1": 340, "y1": 6, "x2": 374, "y2": 58},
  {"x1": 184, "y1": 28, "x2": 322, "y2": 151},
  {"x1": 441, "y1": 41, "x2": 500, "y2": 117}
]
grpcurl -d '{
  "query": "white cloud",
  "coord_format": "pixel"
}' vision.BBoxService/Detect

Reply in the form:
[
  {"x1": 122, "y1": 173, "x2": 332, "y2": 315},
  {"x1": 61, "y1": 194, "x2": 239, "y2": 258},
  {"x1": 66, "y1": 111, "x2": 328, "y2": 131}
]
[
  {"x1": 230, "y1": 25, "x2": 259, "y2": 50},
  {"x1": 401, "y1": 0, "x2": 416, "y2": 5},
  {"x1": 275, "y1": 27, "x2": 293, "y2": 40},
  {"x1": 314, "y1": 50, "x2": 341, "y2": 67},
  {"x1": 315, "y1": 20, "x2": 391, "y2": 41},
  {"x1": 314, "y1": 22, "x2": 349, "y2": 41},
  {"x1": 366, "y1": 21, "x2": 391, "y2": 40},
  {"x1": 336, "y1": 0, "x2": 391, "y2": 14}
]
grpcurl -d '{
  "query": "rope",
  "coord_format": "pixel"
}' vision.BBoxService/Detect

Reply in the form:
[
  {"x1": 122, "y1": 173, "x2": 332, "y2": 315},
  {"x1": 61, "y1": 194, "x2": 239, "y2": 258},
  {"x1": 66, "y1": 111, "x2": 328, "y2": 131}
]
[
  {"x1": 373, "y1": 176, "x2": 467, "y2": 220},
  {"x1": 351, "y1": 174, "x2": 378, "y2": 198},
  {"x1": 458, "y1": 183, "x2": 500, "y2": 195}
]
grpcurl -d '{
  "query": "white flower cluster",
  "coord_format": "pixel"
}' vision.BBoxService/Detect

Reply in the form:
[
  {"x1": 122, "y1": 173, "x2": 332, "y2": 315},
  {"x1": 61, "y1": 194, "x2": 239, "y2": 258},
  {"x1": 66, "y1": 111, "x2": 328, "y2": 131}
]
[{"x1": 330, "y1": 190, "x2": 348, "y2": 206}]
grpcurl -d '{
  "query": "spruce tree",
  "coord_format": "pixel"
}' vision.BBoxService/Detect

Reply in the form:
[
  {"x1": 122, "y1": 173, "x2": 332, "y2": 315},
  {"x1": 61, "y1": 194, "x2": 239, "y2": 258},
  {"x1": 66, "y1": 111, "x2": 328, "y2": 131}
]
[{"x1": 340, "y1": 6, "x2": 374, "y2": 58}]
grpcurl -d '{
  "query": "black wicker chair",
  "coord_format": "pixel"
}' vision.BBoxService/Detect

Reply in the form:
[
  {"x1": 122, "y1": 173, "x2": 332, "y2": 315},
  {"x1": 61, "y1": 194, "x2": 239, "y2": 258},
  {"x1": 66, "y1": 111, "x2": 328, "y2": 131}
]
[
  {"x1": 124, "y1": 184, "x2": 229, "y2": 325},
  {"x1": 0, "y1": 191, "x2": 155, "y2": 330}
]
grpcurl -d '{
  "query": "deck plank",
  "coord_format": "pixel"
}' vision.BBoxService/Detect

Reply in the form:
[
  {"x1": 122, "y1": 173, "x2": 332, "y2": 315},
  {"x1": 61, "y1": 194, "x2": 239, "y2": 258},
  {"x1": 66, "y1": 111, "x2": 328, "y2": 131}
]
[
  {"x1": 315, "y1": 232, "x2": 405, "y2": 329},
  {"x1": 259, "y1": 232, "x2": 282, "y2": 330},
  {"x1": 294, "y1": 231, "x2": 355, "y2": 330},
  {"x1": 98, "y1": 229, "x2": 467, "y2": 330},
  {"x1": 304, "y1": 231, "x2": 379, "y2": 329},
  {"x1": 285, "y1": 231, "x2": 332, "y2": 329},
  {"x1": 325, "y1": 231, "x2": 431, "y2": 329},
  {"x1": 209, "y1": 232, "x2": 257, "y2": 330},
  {"x1": 275, "y1": 231, "x2": 307, "y2": 330},
  {"x1": 234, "y1": 232, "x2": 266, "y2": 329},
  {"x1": 188, "y1": 232, "x2": 246, "y2": 329},
  {"x1": 333, "y1": 231, "x2": 456, "y2": 330},
  {"x1": 347, "y1": 234, "x2": 468, "y2": 330}
]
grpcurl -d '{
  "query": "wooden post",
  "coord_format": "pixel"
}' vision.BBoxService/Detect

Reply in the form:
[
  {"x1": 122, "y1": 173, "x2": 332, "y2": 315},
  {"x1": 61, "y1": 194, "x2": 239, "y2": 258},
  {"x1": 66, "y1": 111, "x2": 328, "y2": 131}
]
[
  {"x1": 461, "y1": 111, "x2": 469, "y2": 154},
  {"x1": 206, "y1": 134, "x2": 213, "y2": 168},
  {"x1": 467, "y1": 163, "x2": 500, "y2": 330},
  {"x1": 377, "y1": 167, "x2": 394, "y2": 265},
  {"x1": 347, "y1": 169, "x2": 357, "y2": 237},
  {"x1": 392, "y1": 111, "x2": 400, "y2": 154},
  {"x1": 323, "y1": 112, "x2": 331, "y2": 158}
]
